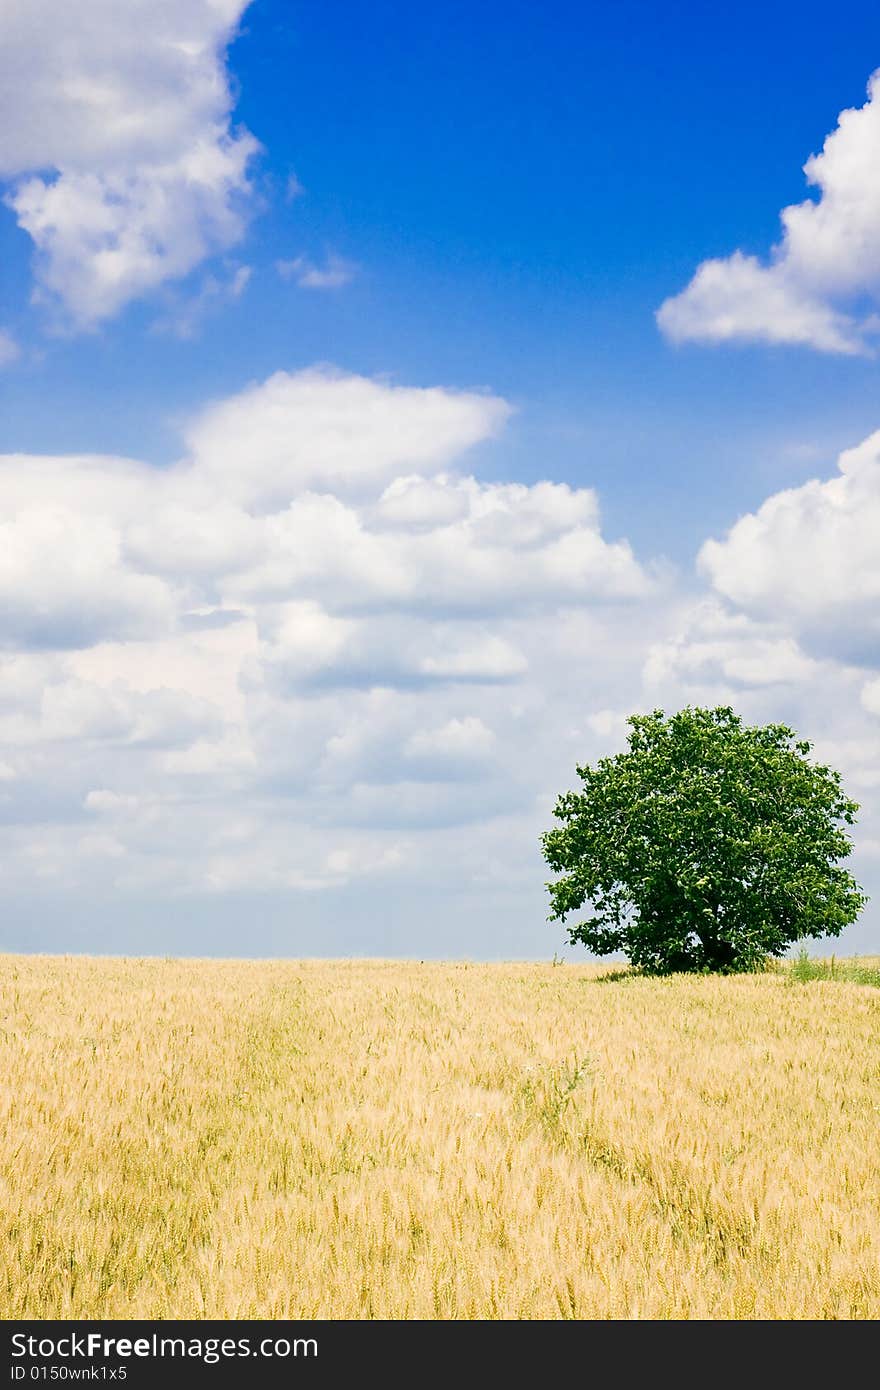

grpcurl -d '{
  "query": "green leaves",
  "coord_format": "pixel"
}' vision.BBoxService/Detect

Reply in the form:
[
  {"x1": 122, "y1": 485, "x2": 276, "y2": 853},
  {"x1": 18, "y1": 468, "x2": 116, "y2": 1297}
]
[{"x1": 541, "y1": 706, "x2": 868, "y2": 974}]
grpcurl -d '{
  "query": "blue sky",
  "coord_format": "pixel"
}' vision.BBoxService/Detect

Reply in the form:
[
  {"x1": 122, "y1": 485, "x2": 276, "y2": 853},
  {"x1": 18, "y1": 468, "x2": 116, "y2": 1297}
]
[{"x1": 2, "y1": 0, "x2": 880, "y2": 956}]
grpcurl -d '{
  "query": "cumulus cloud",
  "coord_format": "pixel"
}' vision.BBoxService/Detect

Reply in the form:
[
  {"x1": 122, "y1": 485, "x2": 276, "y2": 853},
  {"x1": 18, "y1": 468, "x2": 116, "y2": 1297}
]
[
  {"x1": 639, "y1": 431, "x2": 880, "y2": 943},
  {"x1": 41, "y1": 679, "x2": 220, "y2": 748},
  {"x1": 251, "y1": 608, "x2": 530, "y2": 697},
  {"x1": 402, "y1": 718, "x2": 496, "y2": 782},
  {"x1": 405, "y1": 716, "x2": 495, "y2": 759},
  {"x1": 4, "y1": 363, "x2": 876, "y2": 950},
  {"x1": 0, "y1": 0, "x2": 259, "y2": 327},
  {"x1": 644, "y1": 599, "x2": 820, "y2": 693},
  {"x1": 698, "y1": 430, "x2": 880, "y2": 656},
  {"x1": 0, "y1": 366, "x2": 664, "y2": 911},
  {"x1": 419, "y1": 634, "x2": 527, "y2": 682},
  {"x1": 84, "y1": 790, "x2": 141, "y2": 815},
  {"x1": 234, "y1": 478, "x2": 648, "y2": 615},
  {"x1": 658, "y1": 70, "x2": 880, "y2": 354},
  {"x1": 0, "y1": 461, "x2": 177, "y2": 650},
  {"x1": 641, "y1": 597, "x2": 880, "y2": 863},
  {"x1": 184, "y1": 367, "x2": 513, "y2": 507},
  {"x1": 862, "y1": 678, "x2": 880, "y2": 718}
]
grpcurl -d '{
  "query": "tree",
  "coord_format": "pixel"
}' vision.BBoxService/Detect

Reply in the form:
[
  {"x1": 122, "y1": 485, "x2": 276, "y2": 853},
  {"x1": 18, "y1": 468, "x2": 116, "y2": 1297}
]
[{"x1": 541, "y1": 706, "x2": 867, "y2": 974}]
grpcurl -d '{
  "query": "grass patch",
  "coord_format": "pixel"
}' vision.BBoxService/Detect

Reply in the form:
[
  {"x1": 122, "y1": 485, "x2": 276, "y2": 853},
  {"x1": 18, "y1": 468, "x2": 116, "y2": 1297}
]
[{"x1": 784, "y1": 950, "x2": 880, "y2": 988}]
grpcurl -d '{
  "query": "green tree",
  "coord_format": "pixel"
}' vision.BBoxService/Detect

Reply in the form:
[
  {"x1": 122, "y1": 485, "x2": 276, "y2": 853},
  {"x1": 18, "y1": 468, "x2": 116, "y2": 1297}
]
[{"x1": 541, "y1": 706, "x2": 866, "y2": 973}]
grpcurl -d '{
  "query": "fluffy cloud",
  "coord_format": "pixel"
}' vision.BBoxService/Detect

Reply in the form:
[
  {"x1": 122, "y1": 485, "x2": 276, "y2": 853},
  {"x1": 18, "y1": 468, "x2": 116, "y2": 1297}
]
[
  {"x1": 402, "y1": 717, "x2": 496, "y2": 783},
  {"x1": 862, "y1": 678, "x2": 880, "y2": 718},
  {"x1": 0, "y1": 0, "x2": 258, "y2": 327},
  {"x1": 657, "y1": 252, "x2": 862, "y2": 355},
  {"x1": 0, "y1": 367, "x2": 664, "y2": 912},
  {"x1": 3, "y1": 365, "x2": 877, "y2": 951},
  {"x1": 184, "y1": 368, "x2": 513, "y2": 507},
  {"x1": 0, "y1": 458, "x2": 177, "y2": 649},
  {"x1": 658, "y1": 70, "x2": 880, "y2": 354},
  {"x1": 640, "y1": 432, "x2": 880, "y2": 935},
  {"x1": 251, "y1": 609, "x2": 527, "y2": 694},
  {"x1": 640, "y1": 592, "x2": 880, "y2": 902},
  {"x1": 698, "y1": 430, "x2": 880, "y2": 655},
  {"x1": 234, "y1": 480, "x2": 647, "y2": 614},
  {"x1": 644, "y1": 599, "x2": 821, "y2": 694}
]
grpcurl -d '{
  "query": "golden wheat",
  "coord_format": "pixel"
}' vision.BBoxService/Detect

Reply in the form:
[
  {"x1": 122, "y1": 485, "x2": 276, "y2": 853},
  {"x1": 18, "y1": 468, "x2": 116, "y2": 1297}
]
[{"x1": 1, "y1": 954, "x2": 879, "y2": 1319}]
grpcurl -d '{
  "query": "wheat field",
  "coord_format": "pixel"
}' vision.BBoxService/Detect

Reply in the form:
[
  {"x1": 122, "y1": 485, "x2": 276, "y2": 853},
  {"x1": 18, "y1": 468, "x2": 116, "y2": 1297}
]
[{"x1": 1, "y1": 954, "x2": 879, "y2": 1319}]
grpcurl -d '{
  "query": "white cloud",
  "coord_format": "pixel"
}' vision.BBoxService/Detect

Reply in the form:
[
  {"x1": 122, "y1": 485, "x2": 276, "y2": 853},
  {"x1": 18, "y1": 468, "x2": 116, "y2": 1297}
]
[
  {"x1": 0, "y1": 330, "x2": 20, "y2": 366},
  {"x1": 644, "y1": 599, "x2": 820, "y2": 692},
  {"x1": 640, "y1": 594, "x2": 879, "y2": 923},
  {"x1": 85, "y1": 790, "x2": 141, "y2": 815},
  {"x1": 0, "y1": 653, "x2": 61, "y2": 710},
  {"x1": 0, "y1": 479, "x2": 177, "y2": 649},
  {"x1": 252, "y1": 601, "x2": 353, "y2": 688},
  {"x1": 276, "y1": 253, "x2": 357, "y2": 289},
  {"x1": 0, "y1": 366, "x2": 665, "y2": 913},
  {"x1": 861, "y1": 678, "x2": 880, "y2": 718},
  {"x1": 585, "y1": 708, "x2": 631, "y2": 741},
  {"x1": 405, "y1": 716, "x2": 495, "y2": 760},
  {"x1": 184, "y1": 366, "x2": 513, "y2": 507},
  {"x1": 252, "y1": 611, "x2": 529, "y2": 695},
  {"x1": 657, "y1": 252, "x2": 863, "y2": 355},
  {"x1": 1, "y1": 365, "x2": 876, "y2": 953},
  {"x1": 9, "y1": 674, "x2": 221, "y2": 749},
  {"x1": 698, "y1": 430, "x2": 880, "y2": 651},
  {"x1": 124, "y1": 497, "x2": 262, "y2": 580},
  {"x1": 658, "y1": 70, "x2": 880, "y2": 354},
  {"x1": 419, "y1": 635, "x2": 527, "y2": 682},
  {"x1": 235, "y1": 477, "x2": 648, "y2": 615},
  {"x1": 639, "y1": 436, "x2": 880, "y2": 952},
  {"x1": 372, "y1": 474, "x2": 470, "y2": 529},
  {"x1": 0, "y1": 0, "x2": 259, "y2": 327},
  {"x1": 71, "y1": 621, "x2": 255, "y2": 724}
]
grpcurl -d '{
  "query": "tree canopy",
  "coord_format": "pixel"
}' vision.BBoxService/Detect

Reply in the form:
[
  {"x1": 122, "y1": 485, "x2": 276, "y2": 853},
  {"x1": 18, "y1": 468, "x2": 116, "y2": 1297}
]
[{"x1": 542, "y1": 706, "x2": 866, "y2": 973}]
